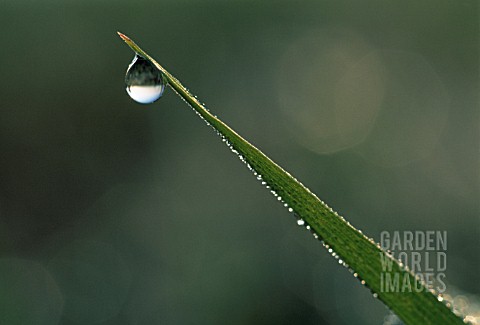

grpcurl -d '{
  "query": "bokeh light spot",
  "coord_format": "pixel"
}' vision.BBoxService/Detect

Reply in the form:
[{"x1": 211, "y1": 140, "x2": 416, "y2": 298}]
[
  {"x1": 48, "y1": 240, "x2": 131, "y2": 324},
  {"x1": 277, "y1": 28, "x2": 382, "y2": 154},
  {"x1": 357, "y1": 50, "x2": 449, "y2": 167},
  {"x1": 0, "y1": 258, "x2": 63, "y2": 325}
]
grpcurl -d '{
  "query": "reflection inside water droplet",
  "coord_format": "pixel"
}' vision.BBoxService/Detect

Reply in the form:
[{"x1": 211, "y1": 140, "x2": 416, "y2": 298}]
[{"x1": 125, "y1": 55, "x2": 166, "y2": 104}]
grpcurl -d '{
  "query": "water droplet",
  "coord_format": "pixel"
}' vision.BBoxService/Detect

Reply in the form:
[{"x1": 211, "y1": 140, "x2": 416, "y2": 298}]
[{"x1": 125, "y1": 55, "x2": 166, "y2": 104}]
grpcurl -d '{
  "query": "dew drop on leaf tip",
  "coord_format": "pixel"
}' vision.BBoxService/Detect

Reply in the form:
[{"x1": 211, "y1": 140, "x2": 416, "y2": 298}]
[{"x1": 125, "y1": 55, "x2": 166, "y2": 104}]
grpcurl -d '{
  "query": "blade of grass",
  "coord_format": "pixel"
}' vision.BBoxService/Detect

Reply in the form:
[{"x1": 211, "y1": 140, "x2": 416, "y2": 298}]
[{"x1": 117, "y1": 32, "x2": 464, "y2": 325}]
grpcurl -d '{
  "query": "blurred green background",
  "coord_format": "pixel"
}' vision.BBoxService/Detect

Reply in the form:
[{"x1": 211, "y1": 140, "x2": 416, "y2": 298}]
[{"x1": 0, "y1": 1, "x2": 478, "y2": 324}]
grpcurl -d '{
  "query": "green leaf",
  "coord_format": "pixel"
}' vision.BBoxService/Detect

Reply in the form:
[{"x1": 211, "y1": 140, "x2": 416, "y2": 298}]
[{"x1": 117, "y1": 32, "x2": 464, "y2": 325}]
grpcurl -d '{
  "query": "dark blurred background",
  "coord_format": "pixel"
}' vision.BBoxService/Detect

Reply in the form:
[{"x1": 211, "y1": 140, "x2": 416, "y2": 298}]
[{"x1": 0, "y1": 1, "x2": 478, "y2": 324}]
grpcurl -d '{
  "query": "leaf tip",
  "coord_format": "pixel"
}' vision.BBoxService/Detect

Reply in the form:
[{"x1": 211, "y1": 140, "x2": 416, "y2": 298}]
[{"x1": 117, "y1": 31, "x2": 130, "y2": 42}]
